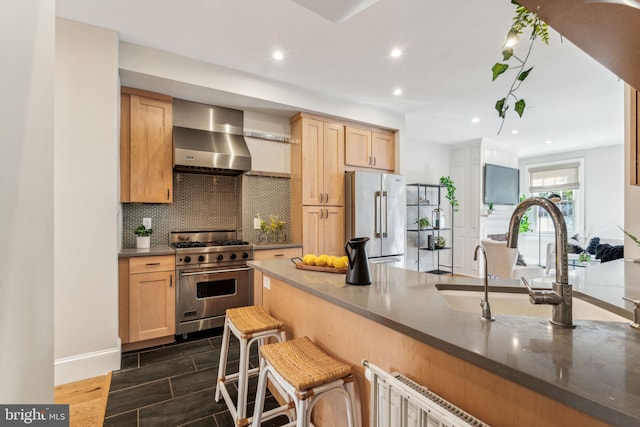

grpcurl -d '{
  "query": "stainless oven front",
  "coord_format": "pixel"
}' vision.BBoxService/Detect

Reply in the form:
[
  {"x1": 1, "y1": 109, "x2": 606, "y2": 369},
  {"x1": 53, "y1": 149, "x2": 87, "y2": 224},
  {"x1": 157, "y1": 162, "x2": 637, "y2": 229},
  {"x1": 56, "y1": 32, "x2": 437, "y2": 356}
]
[{"x1": 176, "y1": 265, "x2": 253, "y2": 335}]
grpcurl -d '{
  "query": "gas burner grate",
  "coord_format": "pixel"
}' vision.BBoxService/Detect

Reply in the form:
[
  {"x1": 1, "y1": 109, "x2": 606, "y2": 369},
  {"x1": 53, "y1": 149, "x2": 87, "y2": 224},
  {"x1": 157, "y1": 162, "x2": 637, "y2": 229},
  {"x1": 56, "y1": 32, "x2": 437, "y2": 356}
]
[
  {"x1": 173, "y1": 242, "x2": 207, "y2": 249},
  {"x1": 211, "y1": 239, "x2": 250, "y2": 246}
]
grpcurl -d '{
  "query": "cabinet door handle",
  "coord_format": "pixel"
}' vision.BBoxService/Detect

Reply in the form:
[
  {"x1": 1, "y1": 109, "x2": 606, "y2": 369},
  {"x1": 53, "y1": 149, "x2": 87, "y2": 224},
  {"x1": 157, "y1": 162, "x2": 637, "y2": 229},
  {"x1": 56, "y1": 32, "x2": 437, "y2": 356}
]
[
  {"x1": 170, "y1": 274, "x2": 173, "y2": 288},
  {"x1": 320, "y1": 209, "x2": 324, "y2": 219},
  {"x1": 325, "y1": 193, "x2": 329, "y2": 203},
  {"x1": 167, "y1": 189, "x2": 170, "y2": 200},
  {"x1": 319, "y1": 193, "x2": 323, "y2": 203},
  {"x1": 325, "y1": 209, "x2": 329, "y2": 219},
  {"x1": 373, "y1": 157, "x2": 377, "y2": 166},
  {"x1": 369, "y1": 156, "x2": 372, "y2": 166},
  {"x1": 274, "y1": 253, "x2": 285, "y2": 257},
  {"x1": 146, "y1": 262, "x2": 161, "y2": 267}
]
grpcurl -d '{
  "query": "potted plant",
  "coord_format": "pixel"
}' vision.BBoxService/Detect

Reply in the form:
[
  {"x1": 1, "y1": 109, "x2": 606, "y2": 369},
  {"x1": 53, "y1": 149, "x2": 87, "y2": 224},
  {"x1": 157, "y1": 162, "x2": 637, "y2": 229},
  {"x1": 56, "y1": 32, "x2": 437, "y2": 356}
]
[
  {"x1": 414, "y1": 217, "x2": 430, "y2": 230},
  {"x1": 435, "y1": 236, "x2": 446, "y2": 249},
  {"x1": 439, "y1": 176, "x2": 459, "y2": 212},
  {"x1": 134, "y1": 225, "x2": 153, "y2": 249},
  {"x1": 487, "y1": 202, "x2": 495, "y2": 215}
]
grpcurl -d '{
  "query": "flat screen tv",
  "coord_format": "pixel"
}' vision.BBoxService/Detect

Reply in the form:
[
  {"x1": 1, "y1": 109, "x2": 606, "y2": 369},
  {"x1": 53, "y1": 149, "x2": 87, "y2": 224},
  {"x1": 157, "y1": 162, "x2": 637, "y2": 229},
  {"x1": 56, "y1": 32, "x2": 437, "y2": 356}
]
[{"x1": 484, "y1": 163, "x2": 519, "y2": 205}]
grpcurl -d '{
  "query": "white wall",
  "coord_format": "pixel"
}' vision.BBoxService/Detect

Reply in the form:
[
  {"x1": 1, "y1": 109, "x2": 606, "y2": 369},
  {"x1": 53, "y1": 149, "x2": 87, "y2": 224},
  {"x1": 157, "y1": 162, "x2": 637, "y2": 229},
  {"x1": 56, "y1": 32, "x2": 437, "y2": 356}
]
[
  {"x1": 402, "y1": 137, "x2": 451, "y2": 184},
  {"x1": 0, "y1": 0, "x2": 54, "y2": 402},
  {"x1": 54, "y1": 19, "x2": 121, "y2": 384}
]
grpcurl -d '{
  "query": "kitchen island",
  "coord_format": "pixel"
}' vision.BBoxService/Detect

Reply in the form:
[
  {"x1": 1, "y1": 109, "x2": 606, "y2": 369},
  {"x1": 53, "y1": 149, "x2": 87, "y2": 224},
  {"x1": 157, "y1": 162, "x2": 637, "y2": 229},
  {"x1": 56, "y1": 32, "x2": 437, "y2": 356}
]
[{"x1": 249, "y1": 258, "x2": 640, "y2": 427}]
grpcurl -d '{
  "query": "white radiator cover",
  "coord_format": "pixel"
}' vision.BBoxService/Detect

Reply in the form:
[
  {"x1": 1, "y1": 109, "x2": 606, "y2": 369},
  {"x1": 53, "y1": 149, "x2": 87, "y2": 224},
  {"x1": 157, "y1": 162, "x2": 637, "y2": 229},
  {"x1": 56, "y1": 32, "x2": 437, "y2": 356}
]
[{"x1": 364, "y1": 361, "x2": 490, "y2": 427}]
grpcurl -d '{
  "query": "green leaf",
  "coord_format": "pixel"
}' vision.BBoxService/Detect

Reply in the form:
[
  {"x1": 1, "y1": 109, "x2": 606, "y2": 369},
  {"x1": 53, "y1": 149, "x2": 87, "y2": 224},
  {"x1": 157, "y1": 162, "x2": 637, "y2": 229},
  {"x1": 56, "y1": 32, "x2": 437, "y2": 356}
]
[
  {"x1": 511, "y1": 0, "x2": 521, "y2": 5},
  {"x1": 502, "y1": 48, "x2": 513, "y2": 61},
  {"x1": 495, "y1": 98, "x2": 507, "y2": 118},
  {"x1": 515, "y1": 99, "x2": 526, "y2": 117},
  {"x1": 491, "y1": 63, "x2": 509, "y2": 81},
  {"x1": 517, "y1": 66, "x2": 533, "y2": 81}
]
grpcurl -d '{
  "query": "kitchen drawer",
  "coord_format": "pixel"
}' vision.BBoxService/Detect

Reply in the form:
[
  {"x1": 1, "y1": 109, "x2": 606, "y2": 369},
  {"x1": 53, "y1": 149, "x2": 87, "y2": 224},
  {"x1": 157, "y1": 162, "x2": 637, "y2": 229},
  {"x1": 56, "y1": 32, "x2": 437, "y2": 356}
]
[
  {"x1": 254, "y1": 247, "x2": 302, "y2": 261},
  {"x1": 129, "y1": 255, "x2": 175, "y2": 274}
]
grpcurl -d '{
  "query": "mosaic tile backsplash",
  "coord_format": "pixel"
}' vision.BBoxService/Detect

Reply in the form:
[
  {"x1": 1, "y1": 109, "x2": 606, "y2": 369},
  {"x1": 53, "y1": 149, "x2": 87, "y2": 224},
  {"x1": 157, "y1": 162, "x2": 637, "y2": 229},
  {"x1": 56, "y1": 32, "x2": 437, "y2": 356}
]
[{"x1": 122, "y1": 173, "x2": 290, "y2": 247}]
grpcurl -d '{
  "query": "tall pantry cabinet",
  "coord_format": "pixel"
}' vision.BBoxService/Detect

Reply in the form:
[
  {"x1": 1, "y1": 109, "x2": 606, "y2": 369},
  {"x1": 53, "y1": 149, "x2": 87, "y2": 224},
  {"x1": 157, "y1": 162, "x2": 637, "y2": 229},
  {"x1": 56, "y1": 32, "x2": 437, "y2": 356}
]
[{"x1": 290, "y1": 114, "x2": 345, "y2": 256}]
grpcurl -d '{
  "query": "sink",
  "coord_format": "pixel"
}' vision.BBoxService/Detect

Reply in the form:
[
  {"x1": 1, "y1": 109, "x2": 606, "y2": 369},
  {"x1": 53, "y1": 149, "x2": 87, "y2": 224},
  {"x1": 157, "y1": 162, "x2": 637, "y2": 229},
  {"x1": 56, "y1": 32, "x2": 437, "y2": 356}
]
[{"x1": 437, "y1": 289, "x2": 629, "y2": 322}]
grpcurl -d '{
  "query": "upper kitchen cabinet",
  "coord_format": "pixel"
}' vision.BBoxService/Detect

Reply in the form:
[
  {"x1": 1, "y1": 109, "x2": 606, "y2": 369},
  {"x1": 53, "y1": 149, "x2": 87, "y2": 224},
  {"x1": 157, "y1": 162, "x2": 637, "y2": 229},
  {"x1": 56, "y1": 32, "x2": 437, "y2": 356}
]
[
  {"x1": 290, "y1": 114, "x2": 345, "y2": 207},
  {"x1": 120, "y1": 87, "x2": 173, "y2": 203},
  {"x1": 345, "y1": 126, "x2": 395, "y2": 171}
]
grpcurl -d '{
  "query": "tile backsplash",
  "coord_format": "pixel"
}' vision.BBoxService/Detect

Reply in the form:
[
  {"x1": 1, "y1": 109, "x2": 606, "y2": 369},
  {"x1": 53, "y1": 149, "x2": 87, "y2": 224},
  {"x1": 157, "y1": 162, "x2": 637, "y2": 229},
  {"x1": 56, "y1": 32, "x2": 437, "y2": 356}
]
[{"x1": 122, "y1": 173, "x2": 291, "y2": 247}]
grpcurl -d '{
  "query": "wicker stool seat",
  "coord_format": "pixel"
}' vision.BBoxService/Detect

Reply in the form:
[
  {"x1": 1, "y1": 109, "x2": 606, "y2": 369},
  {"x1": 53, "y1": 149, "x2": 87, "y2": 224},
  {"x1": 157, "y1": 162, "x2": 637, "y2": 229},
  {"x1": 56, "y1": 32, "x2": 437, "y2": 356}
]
[
  {"x1": 215, "y1": 306, "x2": 287, "y2": 427},
  {"x1": 251, "y1": 336, "x2": 359, "y2": 427}
]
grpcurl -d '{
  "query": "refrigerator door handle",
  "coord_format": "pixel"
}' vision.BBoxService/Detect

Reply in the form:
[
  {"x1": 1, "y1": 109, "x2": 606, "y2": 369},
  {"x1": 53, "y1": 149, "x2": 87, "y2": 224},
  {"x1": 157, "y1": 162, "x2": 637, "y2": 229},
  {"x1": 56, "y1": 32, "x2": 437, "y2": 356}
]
[
  {"x1": 374, "y1": 191, "x2": 382, "y2": 238},
  {"x1": 382, "y1": 191, "x2": 388, "y2": 238}
]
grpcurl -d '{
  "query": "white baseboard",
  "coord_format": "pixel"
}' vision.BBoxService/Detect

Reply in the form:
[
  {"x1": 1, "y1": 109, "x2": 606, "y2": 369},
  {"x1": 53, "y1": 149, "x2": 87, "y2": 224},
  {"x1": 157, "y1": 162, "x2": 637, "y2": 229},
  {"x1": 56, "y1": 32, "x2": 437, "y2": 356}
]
[{"x1": 54, "y1": 338, "x2": 121, "y2": 385}]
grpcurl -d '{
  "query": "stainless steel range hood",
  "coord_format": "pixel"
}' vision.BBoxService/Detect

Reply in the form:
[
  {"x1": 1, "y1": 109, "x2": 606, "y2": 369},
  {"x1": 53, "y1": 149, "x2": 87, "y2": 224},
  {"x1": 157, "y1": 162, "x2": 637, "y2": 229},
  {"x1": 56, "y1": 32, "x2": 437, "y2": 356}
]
[{"x1": 173, "y1": 99, "x2": 251, "y2": 175}]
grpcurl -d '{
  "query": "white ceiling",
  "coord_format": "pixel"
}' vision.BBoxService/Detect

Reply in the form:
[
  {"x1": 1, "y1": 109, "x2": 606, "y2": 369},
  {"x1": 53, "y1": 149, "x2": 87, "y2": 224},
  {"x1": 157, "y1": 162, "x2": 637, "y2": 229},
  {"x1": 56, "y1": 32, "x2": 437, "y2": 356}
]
[{"x1": 56, "y1": 0, "x2": 625, "y2": 158}]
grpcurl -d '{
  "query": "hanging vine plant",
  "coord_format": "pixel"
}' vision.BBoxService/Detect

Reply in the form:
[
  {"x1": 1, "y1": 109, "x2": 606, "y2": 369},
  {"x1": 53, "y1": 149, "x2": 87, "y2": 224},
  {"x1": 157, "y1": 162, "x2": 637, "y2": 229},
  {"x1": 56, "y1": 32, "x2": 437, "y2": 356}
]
[{"x1": 492, "y1": 0, "x2": 550, "y2": 134}]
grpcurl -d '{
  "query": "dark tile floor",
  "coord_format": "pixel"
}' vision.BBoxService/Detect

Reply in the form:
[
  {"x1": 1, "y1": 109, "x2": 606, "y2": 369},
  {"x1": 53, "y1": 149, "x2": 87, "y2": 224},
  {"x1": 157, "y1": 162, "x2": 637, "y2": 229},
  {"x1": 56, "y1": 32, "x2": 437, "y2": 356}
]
[{"x1": 104, "y1": 328, "x2": 289, "y2": 426}]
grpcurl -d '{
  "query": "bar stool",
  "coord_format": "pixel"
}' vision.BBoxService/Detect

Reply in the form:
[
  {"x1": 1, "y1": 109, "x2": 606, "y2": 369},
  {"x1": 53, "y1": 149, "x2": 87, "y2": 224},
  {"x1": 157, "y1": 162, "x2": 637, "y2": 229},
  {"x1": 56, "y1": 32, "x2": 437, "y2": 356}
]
[
  {"x1": 251, "y1": 336, "x2": 359, "y2": 427},
  {"x1": 215, "y1": 305, "x2": 287, "y2": 427}
]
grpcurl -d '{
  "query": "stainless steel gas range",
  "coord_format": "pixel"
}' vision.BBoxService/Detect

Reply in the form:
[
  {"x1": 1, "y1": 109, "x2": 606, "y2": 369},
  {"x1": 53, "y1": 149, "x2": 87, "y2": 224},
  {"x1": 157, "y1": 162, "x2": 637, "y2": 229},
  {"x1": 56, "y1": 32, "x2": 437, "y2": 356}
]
[{"x1": 170, "y1": 230, "x2": 254, "y2": 336}]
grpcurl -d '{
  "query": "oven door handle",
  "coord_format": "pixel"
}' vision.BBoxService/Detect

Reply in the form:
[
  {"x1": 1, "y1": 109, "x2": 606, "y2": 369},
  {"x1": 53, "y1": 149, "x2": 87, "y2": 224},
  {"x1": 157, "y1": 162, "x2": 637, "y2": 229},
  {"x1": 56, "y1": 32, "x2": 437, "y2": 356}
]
[{"x1": 180, "y1": 267, "x2": 252, "y2": 276}]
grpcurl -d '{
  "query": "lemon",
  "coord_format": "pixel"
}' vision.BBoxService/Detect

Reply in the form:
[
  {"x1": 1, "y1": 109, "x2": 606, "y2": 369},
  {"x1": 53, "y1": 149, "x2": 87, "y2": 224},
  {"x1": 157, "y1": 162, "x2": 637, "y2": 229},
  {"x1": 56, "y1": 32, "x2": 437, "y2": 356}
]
[
  {"x1": 327, "y1": 256, "x2": 337, "y2": 267},
  {"x1": 316, "y1": 254, "x2": 329, "y2": 266},
  {"x1": 302, "y1": 254, "x2": 317, "y2": 266},
  {"x1": 333, "y1": 256, "x2": 348, "y2": 269}
]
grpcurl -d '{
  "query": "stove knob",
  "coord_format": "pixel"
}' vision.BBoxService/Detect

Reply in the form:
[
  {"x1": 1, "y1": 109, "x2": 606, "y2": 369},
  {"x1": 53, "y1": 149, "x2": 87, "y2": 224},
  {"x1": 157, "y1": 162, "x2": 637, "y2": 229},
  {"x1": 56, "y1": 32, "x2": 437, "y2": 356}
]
[
  {"x1": 184, "y1": 256, "x2": 191, "y2": 263},
  {"x1": 217, "y1": 254, "x2": 224, "y2": 261},
  {"x1": 230, "y1": 253, "x2": 237, "y2": 260},
  {"x1": 242, "y1": 252, "x2": 249, "y2": 259},
  {"x1": 198, "y1": 255, "x2": 205, "y2": 262}
]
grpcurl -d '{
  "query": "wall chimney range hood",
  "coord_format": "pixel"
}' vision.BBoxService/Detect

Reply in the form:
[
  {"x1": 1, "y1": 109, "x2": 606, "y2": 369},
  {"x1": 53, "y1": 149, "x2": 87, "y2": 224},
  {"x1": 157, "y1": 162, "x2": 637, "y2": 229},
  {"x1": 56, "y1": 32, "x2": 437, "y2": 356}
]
[{"x1": 173, "y1": 99, "x2": 251, "y2": 175}]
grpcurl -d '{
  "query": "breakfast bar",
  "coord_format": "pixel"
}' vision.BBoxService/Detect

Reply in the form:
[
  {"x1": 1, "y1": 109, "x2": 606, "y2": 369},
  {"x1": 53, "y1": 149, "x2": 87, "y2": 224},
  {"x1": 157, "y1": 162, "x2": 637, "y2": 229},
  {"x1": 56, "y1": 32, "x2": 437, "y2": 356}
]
[{"x1": 249, "y1": 258, "x2": 640, "y2": 427}]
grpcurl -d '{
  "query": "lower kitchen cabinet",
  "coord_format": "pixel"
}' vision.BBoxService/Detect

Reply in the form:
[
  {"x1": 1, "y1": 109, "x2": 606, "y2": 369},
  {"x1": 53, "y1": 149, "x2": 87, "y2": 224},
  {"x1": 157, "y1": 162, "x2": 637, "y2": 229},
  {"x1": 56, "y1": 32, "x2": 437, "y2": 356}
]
[
  {"x1": 302, "y1": 206, "x2": 344, "y2": 256},
  {"x1": 119, "y1": 255, "x2": 176, "y2": 348}
]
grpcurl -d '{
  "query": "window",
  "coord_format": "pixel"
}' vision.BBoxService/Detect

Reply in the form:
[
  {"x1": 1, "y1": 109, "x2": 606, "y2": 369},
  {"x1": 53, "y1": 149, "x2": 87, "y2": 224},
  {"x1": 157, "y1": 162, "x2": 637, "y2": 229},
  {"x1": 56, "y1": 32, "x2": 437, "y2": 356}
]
[{"x1": 526, "y1": 160, "x2": 584, "y2": 237}]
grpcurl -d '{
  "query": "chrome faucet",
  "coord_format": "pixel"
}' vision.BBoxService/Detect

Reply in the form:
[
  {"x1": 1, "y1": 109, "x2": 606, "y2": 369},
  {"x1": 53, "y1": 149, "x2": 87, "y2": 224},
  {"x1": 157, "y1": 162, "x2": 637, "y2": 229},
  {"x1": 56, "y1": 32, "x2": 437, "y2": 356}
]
[
  {"x1": 474, "y1": 245, "x2": 495, "y2": 321},
  {"x1": 507, "y1": 197, "x2": 574, "y2": 327}
]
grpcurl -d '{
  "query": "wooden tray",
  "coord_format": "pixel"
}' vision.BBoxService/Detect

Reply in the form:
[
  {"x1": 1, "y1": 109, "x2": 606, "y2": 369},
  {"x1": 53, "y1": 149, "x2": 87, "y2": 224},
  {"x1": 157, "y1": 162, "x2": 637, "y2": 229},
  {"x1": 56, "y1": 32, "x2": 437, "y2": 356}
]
[{"x1": 291, "y1": 258, "x2": 347, "y2": 274}]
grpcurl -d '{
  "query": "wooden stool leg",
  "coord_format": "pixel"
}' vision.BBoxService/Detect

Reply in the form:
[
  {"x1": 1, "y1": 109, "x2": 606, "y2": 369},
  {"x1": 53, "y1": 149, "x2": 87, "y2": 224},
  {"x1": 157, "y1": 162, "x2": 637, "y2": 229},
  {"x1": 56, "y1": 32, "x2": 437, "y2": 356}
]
[{"x1": 215, "y1": 317, "x2": 231, "y2": 402}]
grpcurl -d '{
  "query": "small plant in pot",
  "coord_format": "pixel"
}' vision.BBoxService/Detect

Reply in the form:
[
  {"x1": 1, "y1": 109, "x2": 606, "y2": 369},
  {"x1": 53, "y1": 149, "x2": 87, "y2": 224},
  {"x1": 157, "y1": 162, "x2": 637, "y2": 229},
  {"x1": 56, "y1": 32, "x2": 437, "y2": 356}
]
[
  {"x1": 414, "y1": 217, "x2": 430, "y2": 230},
  {"x1": 487, "y1": 202, "x2": 495, "y2": 215},
  {"x1": 134, "y1": 225, "x2": 153, "y2": 249}
]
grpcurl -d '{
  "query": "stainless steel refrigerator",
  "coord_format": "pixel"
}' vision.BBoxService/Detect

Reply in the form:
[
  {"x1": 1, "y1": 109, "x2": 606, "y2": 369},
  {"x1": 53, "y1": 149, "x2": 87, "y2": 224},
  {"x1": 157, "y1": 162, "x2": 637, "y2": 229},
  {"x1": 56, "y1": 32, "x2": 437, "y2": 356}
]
[{"x1": 345, "y1": 171, "x2": 405, "y2": 267}]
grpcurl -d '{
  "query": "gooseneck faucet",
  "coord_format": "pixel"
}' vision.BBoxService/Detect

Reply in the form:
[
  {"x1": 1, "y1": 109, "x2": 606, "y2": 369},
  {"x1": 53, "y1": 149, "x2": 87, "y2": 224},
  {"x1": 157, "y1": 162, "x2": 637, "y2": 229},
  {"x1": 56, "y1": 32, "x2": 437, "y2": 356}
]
[
  {"x1": 474, "y1": 245, "x2": 495, "y2": 321},
  {"x1": 507, "y1": 197, "x2": 574, "y2": 327}
]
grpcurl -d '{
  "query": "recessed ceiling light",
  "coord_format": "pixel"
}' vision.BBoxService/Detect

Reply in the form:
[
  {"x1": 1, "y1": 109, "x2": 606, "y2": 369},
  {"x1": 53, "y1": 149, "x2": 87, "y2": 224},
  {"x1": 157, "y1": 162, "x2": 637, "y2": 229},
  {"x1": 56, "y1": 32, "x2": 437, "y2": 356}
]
[
  {"x1": 390, "y1": 48, "x2": 402, "y2": 58},
  {"x1": 471, "y1": 117, "x2": 480, "y2": 123},
  {"x1": 512, "y1": 130, "x2": 519, "y2": 134},
  {"x1": 272, "y1": 50, "x2": 284, "y2": 61},
  {"x1": 393, "y1": 88, "x2": 403, "y2": 96},
  {"x1": 546, "y1": 140, "x2": 553, "y2": 144}
]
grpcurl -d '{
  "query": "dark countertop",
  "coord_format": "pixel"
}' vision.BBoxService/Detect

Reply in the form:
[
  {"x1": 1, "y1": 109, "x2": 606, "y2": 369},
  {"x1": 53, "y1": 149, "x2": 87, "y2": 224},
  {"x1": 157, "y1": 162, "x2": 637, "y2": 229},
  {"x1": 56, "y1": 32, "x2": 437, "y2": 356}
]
[
  {"x1": 249, "y1": 258, "x2": 640, "y2": 427},
  {"x1": 119, "y1": 245, "x2": 175, "y2": 257}
]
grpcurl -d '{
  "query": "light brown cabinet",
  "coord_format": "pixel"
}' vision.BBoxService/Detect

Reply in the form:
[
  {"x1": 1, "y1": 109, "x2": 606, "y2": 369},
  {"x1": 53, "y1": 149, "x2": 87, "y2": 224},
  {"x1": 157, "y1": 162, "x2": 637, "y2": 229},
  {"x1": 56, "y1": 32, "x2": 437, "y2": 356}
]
[
  {"x1": 291, "y1": 114, "x2": 345, "y2": 255},
  {"x1": 345, "y1": 126, "x2": 395, "y2": 171},
  {"x1": 293, "y1": 117, "x2": 345, "y2": 206},
  {"x1": 301, "y1": 206, "x2": 344, "y2": 256},
  {"x1": 630, "y1": 85, "x2": 639, "y2": 185},
  {"x1": 120, "y1": 87, "x2": 173, "y2": 203},
  {"x1": 119, "y1": 255, "x2": 176, "y2": 348}
]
